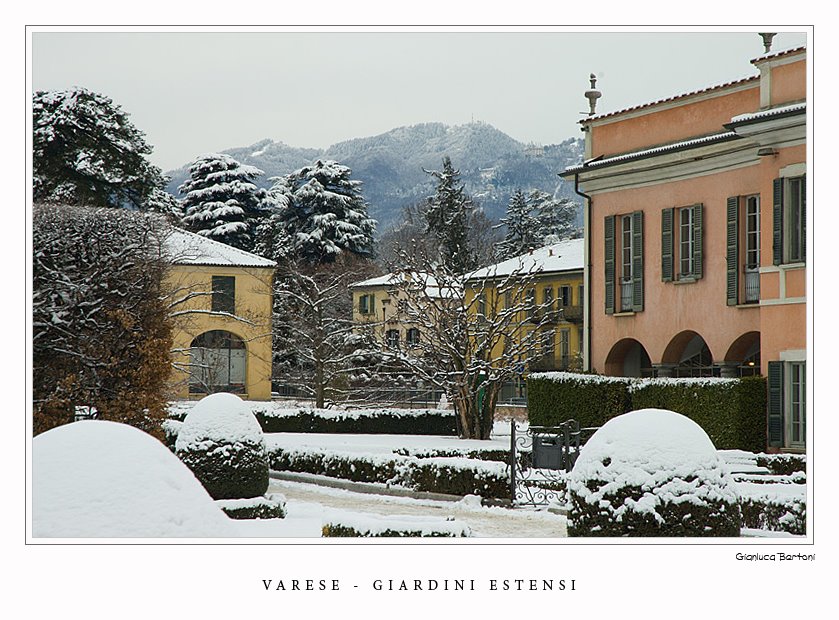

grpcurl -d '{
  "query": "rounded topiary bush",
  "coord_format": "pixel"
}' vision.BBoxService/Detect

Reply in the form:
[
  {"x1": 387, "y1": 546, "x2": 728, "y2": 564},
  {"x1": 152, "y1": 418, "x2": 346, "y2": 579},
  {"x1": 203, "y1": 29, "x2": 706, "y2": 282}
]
[
  {"x1": 175, "y1": 393, "x2": 269, "y2": 500},
  {"x1": 566, "y1": 408, "x2": 741, "y2": 537}
]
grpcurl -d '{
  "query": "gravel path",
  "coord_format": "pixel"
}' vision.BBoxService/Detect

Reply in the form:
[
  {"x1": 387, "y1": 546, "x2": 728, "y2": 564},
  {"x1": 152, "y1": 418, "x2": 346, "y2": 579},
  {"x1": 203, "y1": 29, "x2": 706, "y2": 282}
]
[{"x1": 267, "y1": 479, "x2": 568, "y2": 538}]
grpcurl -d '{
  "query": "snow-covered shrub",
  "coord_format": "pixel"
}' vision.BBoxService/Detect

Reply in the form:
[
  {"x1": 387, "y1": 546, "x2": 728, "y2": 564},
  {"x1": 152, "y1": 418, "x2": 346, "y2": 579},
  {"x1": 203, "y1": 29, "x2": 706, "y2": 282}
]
[
  {"x1": 162, "y1": 418, "x2": 183, "y2": 452},
  {"x1": 175, "y1": 393, "x2": 269, "y2": 500},
  {"x1": 756, "y1": 453, "x2": 806, "y2": 476},
  {"x1": 322, "y1": 513, "x2": 471, "y2": 537},
  {"x1": 216, "y1": 493, "x2": 287, "y2": 520},
  {"x1": 33, "y1": 420, "x2": 234, "y2": 537},
  {"x1": 566, "y1": 409, "x2": 741, "y2": 537},
  {"x1": 739, "y1": 494, "x2": 805, "y2": 535}
]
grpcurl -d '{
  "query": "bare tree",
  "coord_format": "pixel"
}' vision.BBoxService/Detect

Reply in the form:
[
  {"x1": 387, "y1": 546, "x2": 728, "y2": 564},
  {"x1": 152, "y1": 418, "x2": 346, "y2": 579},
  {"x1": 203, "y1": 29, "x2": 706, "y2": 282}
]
[{"x1": 375, "y1": 244, "x2": 554, "y2": 439}]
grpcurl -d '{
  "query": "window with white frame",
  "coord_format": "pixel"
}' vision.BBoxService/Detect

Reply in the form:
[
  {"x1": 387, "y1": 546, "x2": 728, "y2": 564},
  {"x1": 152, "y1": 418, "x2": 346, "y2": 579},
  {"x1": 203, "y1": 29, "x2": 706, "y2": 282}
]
[
  {"x1": 788, "y1": 361, "x2": 806, "y2": 448},
  {"x1": 787, "y1": 176, "x2": 805, "y2": 263},
  {"x1": 773, "y1": 173, "x2": 806, "y2": 266}
]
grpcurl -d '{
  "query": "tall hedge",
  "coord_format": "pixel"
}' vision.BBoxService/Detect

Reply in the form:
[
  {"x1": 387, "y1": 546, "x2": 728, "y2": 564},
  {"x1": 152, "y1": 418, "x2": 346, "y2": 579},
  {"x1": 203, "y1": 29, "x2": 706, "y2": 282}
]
[
  {"x1": 527, "y1": 373, "x2": 631, "y2": 428},
  {"x1": 527, "y1": 372, "x2": 767, "y2": 452}
]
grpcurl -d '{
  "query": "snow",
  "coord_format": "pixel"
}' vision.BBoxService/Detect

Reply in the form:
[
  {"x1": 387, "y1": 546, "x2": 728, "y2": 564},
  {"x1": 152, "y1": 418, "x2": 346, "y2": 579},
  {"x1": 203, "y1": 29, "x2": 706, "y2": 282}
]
[
  {"x1": 323, "y1": 510, "x2": 472, "y2": 537},
  {"x1": 175, "y1": 393, "x2": 265, "y2": 451},
  {"x1": 729, "y1": 102, "x2": 806, "y2": 124},
  {"x1": 164, "y1": 227, "x2": 276, "y2": 268},
  {"x1": 264, "y1": 431, "x2": 509, "y2": 456},
  {"x1": 465, "y1": 238, "x2": 583, "y2": 280},
  {"x1": 566, "y1": 409, "x2": 739, "y2": 521},
  {"x1": 33, "y1": 421, "x2": 235, "y2": 537}
]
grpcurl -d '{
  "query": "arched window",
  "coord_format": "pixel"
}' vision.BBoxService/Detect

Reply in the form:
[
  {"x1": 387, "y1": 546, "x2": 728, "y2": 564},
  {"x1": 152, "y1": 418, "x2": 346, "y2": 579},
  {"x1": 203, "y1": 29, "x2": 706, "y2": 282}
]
[{"x1": 189, "y1": 330, "x2": 246, "y2": 394}]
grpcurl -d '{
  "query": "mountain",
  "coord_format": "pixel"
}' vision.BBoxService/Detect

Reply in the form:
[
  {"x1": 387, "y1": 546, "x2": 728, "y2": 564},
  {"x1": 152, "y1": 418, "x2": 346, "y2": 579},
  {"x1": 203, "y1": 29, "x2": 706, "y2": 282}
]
[{"x1": 164, "y1": 122, "x2": 585, "y2": 231}]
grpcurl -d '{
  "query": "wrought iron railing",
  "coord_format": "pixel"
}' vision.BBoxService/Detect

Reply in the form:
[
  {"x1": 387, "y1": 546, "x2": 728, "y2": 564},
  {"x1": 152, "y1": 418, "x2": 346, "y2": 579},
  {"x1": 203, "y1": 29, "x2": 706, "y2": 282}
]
[
  {"x1": 620, "y1": 279, "x2": 633, "y2": 311},
  {"x1": 744, "y1": 269, "x2": 760, "y2": 303}
]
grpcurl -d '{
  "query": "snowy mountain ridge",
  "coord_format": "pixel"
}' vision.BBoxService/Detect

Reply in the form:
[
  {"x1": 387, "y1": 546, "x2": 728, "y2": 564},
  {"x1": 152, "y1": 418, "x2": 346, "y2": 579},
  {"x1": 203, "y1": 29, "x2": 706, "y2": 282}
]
[{"x1": 165, "y1": 122, "x2": 584, "y2": 230}]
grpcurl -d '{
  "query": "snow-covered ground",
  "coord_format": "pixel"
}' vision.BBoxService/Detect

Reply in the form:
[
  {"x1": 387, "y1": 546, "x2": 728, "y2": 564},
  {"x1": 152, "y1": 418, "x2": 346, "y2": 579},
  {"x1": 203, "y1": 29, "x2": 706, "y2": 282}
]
[{"x1": 229, "y1": 479, "x2": 567, "y2": 538}]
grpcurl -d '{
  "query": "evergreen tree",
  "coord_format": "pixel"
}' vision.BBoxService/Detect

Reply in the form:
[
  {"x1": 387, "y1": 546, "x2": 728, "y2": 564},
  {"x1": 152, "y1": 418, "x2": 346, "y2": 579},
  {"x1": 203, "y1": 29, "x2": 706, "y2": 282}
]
[
  {"x1": 33, "y1": 87, "x2": 171, "y2": 210},
  {"x1": 253, "y1": 176, "x2": 294, "y2": 262},
  {"x1": 275, "y1": 160, "x2": 377, "y2": 264},
  {"x1": 179, "y1": 153, "x2": 270, "y2": 251},
  {"x1": 423, "y1": 156, "x2": 475, "y2": 273},
  {"x1": 531, "y1": 190, "x2": 579, "y2": 243},
  {"x1": 496, "y1": 189, "x2": 542, "y2": 259}
]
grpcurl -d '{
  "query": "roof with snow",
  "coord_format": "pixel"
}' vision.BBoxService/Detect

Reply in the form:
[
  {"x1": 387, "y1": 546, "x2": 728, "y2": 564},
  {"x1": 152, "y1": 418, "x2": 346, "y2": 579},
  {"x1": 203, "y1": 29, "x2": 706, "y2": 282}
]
[
  {"x1": 164, "y1": 228, "x2": 276, "y2": 269},
  {"x1": 465, "y1": 238, "x2": 584, "y2": 281},
  {"x1": 726, "y1": 102, "x2": 806, "y2": 127},
  {"x1": 751, "y1": 45, "x2": 806, "y2": 65},
  {"x1": 349, "y1": 271, "x2": 459, "y2": 299}
]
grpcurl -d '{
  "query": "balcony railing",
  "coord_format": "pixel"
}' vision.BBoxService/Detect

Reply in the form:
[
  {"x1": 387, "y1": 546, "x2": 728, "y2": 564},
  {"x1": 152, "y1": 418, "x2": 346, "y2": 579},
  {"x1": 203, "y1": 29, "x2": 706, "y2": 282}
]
[
  {"x1": 744, "y1": 269, "x2": 760, "y2": 303},
  {"x1": 526, "y1": 305, "x2": 583, "y2": 324}
]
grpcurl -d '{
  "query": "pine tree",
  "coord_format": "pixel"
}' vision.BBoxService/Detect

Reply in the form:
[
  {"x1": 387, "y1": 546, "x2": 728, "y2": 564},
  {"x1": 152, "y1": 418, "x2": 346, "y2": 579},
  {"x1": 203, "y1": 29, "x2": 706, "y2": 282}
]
[
  {"x1": 496, "y1": 189, "x2": 542, "y2": 259},
  {"x1": 276, "y1": 160, "x2": 377, "y2": 264},
  {"x1": 531, "y1": 190, "x2": 579, "y2": 243},
  {"x1": 253, "y1": 176, "x2": 294, "y2": 262},
  {"x1": 179, "y1": 153, "x2": 270, "y2": 251},
  {"x1": 33, "y1": 87, "x2": 171, "y2": 210},
  {"x1": 423, "y1": 156, "x2": 475, "y2": 273}
]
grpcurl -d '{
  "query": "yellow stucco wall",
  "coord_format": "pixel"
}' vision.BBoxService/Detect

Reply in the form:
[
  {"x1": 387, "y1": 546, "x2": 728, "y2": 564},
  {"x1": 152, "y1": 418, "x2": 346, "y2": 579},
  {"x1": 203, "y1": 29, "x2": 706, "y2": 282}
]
[
  {"x1": 166, "y1": 264, "x2": 274, "y2": 400},
  {"x1": 465, "y1": 271, "x2": 584, "y2": 372},
  {"x1": 351, "y1": 283, "x2": 428, "y2": 349}
]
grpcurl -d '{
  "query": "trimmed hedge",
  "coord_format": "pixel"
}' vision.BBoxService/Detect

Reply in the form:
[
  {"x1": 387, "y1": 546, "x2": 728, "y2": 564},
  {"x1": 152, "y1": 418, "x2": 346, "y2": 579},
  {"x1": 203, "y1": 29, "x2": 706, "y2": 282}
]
[
  {"x1": 739, "y1": 494, "x2": 806, "y2": 536},
  {"x1": 528, "y1": 373, "x2": 632, "y2": 429},
  {"x1": 268, "y1": 447, "x2": 509, "y2": 499},
  {"x1": 169, "y1": 402, "x2": 457, "y2": 436},
  {"x1": 527, "y1": 373, "x2": 767, "y2": 452},
  {"x1": 322, "y1": 520, "x2": 470, "y2": 538},
  {"x1": 216, "y1": 494, "x2": 287, "y2": 520},
  {"x1": 757, "y1": 454, "x2": 806, "y2": 476}
]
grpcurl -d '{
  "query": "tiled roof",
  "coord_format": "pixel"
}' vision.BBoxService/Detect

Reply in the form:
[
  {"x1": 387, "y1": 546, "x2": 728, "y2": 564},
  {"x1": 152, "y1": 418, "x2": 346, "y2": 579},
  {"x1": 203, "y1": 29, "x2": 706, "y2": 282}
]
[
  {"x1": 751, "y1": 45, "x2": 806, "y2": 64},
  {"x1": 727, "y1": 102, "x2": 806, "y2": 126},
  {"x1": 562, "y1": 131, "x2": 740, "y2": 175},
  {"x1": 164, "y1": 228, "x2": 276, "y2": 268},
  {"x1": 580, "y1": 76, "x2": 759, "y2": 124}
]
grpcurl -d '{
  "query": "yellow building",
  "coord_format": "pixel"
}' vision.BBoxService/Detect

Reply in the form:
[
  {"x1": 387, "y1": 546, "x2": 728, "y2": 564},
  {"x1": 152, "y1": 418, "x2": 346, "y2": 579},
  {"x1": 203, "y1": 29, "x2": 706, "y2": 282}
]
[
  {"x1": 164, "y1": 229, "x2": 276, "y2": 400},
  {"x1": 349, "y1": 271, "x2": 448, "y2": 351},
  {"x1": 464, "y1": 239, "x2": 585, "y2": 373}
]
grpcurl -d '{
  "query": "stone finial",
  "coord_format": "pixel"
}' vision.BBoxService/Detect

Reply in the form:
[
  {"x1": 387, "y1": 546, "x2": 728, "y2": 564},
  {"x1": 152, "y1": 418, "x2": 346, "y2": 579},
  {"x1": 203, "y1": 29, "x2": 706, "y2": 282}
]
[
  {"x1": 759, "y1": 33, "x2": 777, "y2": 53},
  {"x1": 584, "y1": 73, "x2": 602, "y2": 116}
]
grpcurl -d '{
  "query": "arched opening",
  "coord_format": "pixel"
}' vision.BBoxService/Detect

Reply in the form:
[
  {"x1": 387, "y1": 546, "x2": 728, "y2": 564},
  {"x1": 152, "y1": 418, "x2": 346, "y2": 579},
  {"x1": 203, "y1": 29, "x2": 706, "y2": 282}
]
[
  {"x1": 605, "y1": 338, "x2": 653, "y2": 377},
  {"x1": 662, "y1": 331, "x2": 715, "y2": 377},
  {"x1": 725, "y1": 331, "x2": 761, "y2": 377},
  {"x1": 189, "y1": 330, "x2": 247, "y2": 394}
]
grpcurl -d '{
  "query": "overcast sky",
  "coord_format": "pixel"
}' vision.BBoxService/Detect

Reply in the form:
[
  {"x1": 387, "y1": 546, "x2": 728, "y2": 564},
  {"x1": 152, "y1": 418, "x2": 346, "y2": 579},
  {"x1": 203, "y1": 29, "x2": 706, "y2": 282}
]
[{"x1": 31, "y1": 30, "x2": 807, "y2": 172}]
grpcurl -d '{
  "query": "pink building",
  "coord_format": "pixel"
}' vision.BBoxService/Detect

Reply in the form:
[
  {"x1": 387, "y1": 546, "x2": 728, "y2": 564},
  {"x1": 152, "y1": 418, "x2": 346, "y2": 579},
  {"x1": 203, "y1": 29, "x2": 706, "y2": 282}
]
[{"x1": 561, "y1": 44, "x2": 807, "y2": 452}]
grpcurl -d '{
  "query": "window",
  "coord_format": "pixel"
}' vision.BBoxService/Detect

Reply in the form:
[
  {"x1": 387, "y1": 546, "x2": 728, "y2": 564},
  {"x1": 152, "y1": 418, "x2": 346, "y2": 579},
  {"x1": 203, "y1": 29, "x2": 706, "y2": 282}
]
[
  {"x1": 359, "y1": 293, "x2": 376, "y2": 315},
  {"x1": 727, "y1": 195, "x2": 761, "y2": 305},
  {"x1": 768, "y1": 360, "x2": 806, "y2": 450},
  {"x1": 578, "y1": 284, "x2": 584, "y2": 308},
  {"x1": 385, "y1": 329, "x2": 400, "y2": 349},
  {"x1": 211, "y1": 276, "x2": 235, "y2": 314},
  {"x1": 773, "y1": 174, "x2": 806, "y2": 265},
  {"x1": 542, "y1": 287, "x2": 554, "y2": 310},
  {"x1": 525, "y1": 288, "x2": 536, "y2": 320},
  {"x1": 558, "y1": 285, "x2": 571, "y2": 307},
  {"x1": 189, "y1": 330, "x2": 246, "y2": 394},
  {"x1": 559, "y1": 329, "x2": 570, "y2": 367},
  {"x1": 406, "y1": 328, "x2": 421, "y2": 347},
  {"x1": 477, "y1": 293, "x2": 487, "y2": 319},
  {"x1": 605, "y1": 212, "x2": 643, "y2": 314},
  {"x1": 662, "y1": 204, "x2": 703, "y2": 282}
]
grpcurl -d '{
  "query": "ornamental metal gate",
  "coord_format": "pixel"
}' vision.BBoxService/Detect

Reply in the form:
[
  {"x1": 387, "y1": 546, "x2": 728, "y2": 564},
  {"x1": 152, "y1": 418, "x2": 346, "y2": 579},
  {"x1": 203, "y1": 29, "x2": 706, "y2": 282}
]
[{"x1": 507, "y1": 420, "x2": 596, "y2": 507}]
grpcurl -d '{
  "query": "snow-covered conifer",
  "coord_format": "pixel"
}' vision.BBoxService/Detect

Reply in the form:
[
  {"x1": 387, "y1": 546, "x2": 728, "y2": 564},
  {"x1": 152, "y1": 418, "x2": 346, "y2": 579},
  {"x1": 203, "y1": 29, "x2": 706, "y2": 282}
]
[
  {"x1": 423, "y1": 156, "x2": 475, "y2": 273},
  {"x1": 531, "y1": 190, "x2": 579, "y2": 243},
  {"x1": 178, "y1": 153, "x2": 270, "y2": 251},
  {"x1": 33, "y1": 87, "x2": 171, "y2": 210},
  {"x1": 276, "y1": 160, "x2": 377, "y2": 264},
  {"x1": 495, "y1": 189, "x2": 542, "y2": 259}
]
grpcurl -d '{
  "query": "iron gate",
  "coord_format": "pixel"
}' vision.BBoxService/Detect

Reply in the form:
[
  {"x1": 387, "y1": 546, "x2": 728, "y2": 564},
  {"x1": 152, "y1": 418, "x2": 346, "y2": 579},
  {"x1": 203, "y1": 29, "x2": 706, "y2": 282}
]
[{"x1": 507, "y1": 420, "x2": 596, "y2": 507}]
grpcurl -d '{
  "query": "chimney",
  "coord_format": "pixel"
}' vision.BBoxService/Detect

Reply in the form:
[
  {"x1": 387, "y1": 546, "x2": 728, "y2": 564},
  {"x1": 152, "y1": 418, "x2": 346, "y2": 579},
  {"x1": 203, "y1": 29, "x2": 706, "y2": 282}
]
[
  {"x1": 759, "y1": 33, "x2": 777, "y2": 54},
  {"x1": 584, "y1": 74, "x2": 602, "y2": 116}
]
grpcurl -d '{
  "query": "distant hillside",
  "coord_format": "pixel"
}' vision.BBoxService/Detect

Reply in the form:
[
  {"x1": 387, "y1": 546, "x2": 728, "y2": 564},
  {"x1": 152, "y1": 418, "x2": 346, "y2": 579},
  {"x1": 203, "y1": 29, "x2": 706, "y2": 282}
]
[{"x1": 165, "y1": 122, "x2": 585, "y2": 231}]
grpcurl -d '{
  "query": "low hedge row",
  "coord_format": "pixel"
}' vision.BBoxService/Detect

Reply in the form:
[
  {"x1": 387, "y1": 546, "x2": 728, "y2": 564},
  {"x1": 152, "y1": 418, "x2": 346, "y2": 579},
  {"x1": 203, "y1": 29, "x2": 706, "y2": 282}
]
[
  {"x1": 268, "y1": 447, "x2": 509, "y2": 499},
  {"x1": 216, "y1": 494, "x2": 287, "y2": 520},
  {"x1": 739, "y1": 495, "x2": 806, "y2": 536},
  {"x1": 168, "y1": 402, "x2": 457, "y2": 436},
  {"x1": 393, "y1": 447, "x2": 511, "y2": 463},
  {"x1": 756, "y1": 454, "x2": 806, "y2": 476},
  {"x1": 527, "y1": 373, "x2": 767, "y2": 452},
  {"x1": 322, "y1": 521, "x2": 470, "y2": 538}
]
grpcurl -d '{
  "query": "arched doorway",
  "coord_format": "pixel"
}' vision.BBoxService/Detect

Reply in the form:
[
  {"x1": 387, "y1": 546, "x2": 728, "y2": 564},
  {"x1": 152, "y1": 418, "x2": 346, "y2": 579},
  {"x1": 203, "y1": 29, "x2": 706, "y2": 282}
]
[
  {"x1": 605, "y1": 338, "x2": 653, "y2": 377},
  {"x1": 662, "y1": 331, "x2": 715, "y2": 377},
  {"x1": 724, "y1": 332, "x2": 761, "y2": 377},
  {"x1": 189, "y1": 330, "x2": 247, "y2": 394}
]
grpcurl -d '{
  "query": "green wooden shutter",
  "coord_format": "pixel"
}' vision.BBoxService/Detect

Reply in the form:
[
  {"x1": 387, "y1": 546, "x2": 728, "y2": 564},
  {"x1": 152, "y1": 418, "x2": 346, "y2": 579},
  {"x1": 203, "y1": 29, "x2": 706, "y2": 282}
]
[
  {"x1": 726, "y1": 197, "x2": 740, "y2": 306},
  {"x1": 632, "y1": 210, "x2": 644, "y2": 312},
  {"x1": 767, "y1": 361, "x2": 785, "y2": 448},
  {"x1": 371, "y1": 293, "x2": 376, "y2": 315},
  {"x1": 604, "y1": 215, "x2": 615, "y2": 315},
  {"x1": 692, "y1": 203, "x2": 703, "y2": 279},
  {"x1": 801, "y1": 174, "x2": 806, "y2": 262},
  {"x1": 661, "y1": 208, "x2": 674, "y2": 282},
  {"x1": 773, "y1": 178, "x2": 784, "y2": 265}
]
